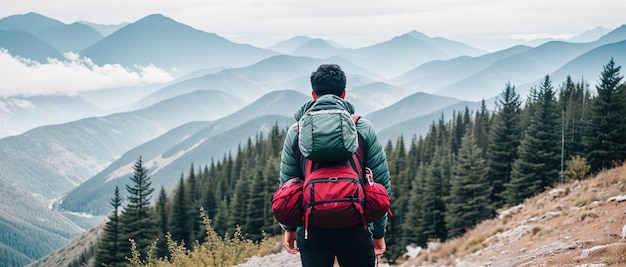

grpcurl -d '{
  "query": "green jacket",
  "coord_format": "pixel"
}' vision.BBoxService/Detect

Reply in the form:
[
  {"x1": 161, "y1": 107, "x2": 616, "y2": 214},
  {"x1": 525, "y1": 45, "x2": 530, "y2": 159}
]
[{"x1": 279, "y1": 95, "x2": 391, "y2": 239}]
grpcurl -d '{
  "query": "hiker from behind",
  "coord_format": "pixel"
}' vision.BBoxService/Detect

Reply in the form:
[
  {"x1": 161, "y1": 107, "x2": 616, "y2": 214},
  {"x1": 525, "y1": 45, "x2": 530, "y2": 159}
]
[{"x1": 278, "y1": 64, "x2": 391, "y2": 266}]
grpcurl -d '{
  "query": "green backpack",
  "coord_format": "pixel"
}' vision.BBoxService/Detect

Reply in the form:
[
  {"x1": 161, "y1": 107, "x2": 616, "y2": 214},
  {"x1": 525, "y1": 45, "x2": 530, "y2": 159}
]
[{"x1": 297, "y1": 95, "x2": 358, "y2": 162}]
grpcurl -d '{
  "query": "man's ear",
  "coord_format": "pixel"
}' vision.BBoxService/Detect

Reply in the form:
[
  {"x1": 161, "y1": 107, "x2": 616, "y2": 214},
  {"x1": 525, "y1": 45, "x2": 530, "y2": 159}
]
[
  {"x1": 340, "y1": 89, "x2": 346, "y2": 99},
  {"x1": 311, "y1": 91, "x2": 319, "y2": 100}
]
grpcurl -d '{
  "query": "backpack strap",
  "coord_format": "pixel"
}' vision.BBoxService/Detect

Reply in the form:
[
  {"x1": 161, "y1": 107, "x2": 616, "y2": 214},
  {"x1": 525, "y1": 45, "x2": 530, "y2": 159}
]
[
  {"x1": 349, "y1": 115, "x2": 369, "y2": 230},
  {"x1": 348, "y1": 114, "x2": 364, "y2": 178}
]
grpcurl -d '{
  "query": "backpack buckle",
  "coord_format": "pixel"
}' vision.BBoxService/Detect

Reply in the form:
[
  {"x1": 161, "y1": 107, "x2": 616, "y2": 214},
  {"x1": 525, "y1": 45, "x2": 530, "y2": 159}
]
[{"x1": 365, "y1": 167, "x2": 374, "y2": 186}]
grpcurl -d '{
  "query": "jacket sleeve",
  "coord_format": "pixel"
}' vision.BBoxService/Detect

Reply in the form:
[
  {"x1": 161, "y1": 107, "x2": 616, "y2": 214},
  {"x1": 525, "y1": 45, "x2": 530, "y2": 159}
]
[
  {"x1": 357, "y1": 118, "x2": 391, "y2": 239},
  {"x1": 280, "y1": 123, "x2": 301, "y2": 184},
  {"x1": 278, "y1": 123, "x2": 301, "y2": 231}
]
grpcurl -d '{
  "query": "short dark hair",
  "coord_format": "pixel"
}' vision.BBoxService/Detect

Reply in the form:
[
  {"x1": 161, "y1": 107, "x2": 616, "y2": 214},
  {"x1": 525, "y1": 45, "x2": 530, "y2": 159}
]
[{"x1": 310, "y1": 64, "x2": 346, "y2": 97}]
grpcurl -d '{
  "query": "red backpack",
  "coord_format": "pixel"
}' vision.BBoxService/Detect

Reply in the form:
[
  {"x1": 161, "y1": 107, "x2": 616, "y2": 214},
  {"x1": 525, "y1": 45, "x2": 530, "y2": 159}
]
[{"x1": 271, "y1": 115, "x2": 392, "y2": 238}]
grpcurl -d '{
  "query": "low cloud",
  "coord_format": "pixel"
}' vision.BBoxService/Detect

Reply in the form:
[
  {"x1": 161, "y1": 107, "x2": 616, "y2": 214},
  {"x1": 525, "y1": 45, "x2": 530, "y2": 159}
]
[{"x1": 0, "y1": 49, "x2": 174, "y2": 97}]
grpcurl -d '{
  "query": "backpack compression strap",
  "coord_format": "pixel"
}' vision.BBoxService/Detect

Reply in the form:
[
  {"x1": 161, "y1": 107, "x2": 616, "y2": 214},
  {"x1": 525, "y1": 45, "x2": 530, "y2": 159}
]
[{"x1": 304, "y1": 114, "x2": 363, "y2": 175}]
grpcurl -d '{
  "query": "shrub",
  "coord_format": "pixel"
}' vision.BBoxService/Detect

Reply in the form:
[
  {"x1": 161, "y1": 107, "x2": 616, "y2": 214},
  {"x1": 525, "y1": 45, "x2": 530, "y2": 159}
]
[
  {"x1": 561, "y1": 156, "x2": 591, "y2": 182},
  {"x1": 128, "y1": 208, "x2": 273, "y2": 267}
]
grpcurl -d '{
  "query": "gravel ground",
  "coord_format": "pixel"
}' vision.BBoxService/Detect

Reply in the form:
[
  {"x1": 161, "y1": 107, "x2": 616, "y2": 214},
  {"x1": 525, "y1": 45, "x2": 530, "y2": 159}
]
[
  {"x1": 233, "y1": 250, "x2": 392, "y2": 267},
  {"x1": 232, "y1": 250, "x2": 302, "y2": 267}
]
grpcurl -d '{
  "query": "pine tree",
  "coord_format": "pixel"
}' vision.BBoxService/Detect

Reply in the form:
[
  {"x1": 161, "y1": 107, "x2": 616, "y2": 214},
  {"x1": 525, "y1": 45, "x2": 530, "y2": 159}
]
[
  {"x1": 558, "y1": 76, "x2": 591, "y2": 163},
  {"x1": 199, "y1": 165, "x2": 218, "y2": 233},
  {"x1": 185, "y1": 164, "x2": 203, "y2": 243},
  {"x1": 245, "y1": 160, "x2": 267, "y2": 241},
  {"x1": 520, "y1": 86, "x2": 539, "y2": 130},
  {"x1": 154, "y1": 186, "x2": 169, "y2": 257},
  {"x1": 445, "y1": 128, "x2": 492, "y2": 238},
  {"x1": 585, "y1": 58, "x2": 625, "y2": 171},
  {"x1": 168, "y1": 175, "x2": 192, "y2": 245},
  {"x1": 386, "y1": 136, "x2": 410, "y2": 257},
  {"x1": 214, "y1": 155, "x2": 230, "y2": 202},
  {"x1": 213, "y1": 196, "x2": 231, "y2": 235},
  {"x1": 231, "y1": 143, "x2": 246, "y2": 188},
  {"x1": 474, "y1": 99, "x2": 491, "y2": 155},
  {"x1": 507, "y1": 75, "x2": 561, "y2": 205},
  {"x1": 263, "y1": 155, "x2": 282, "y2": 235},
  {"x1": 416, "y1": 146, "x2": 449, "y2": 243},
  {"x1": 399, "y1": 162, "x2": 426, "y2": 249},
  {"x1": 227, "y1": 162, "x2": 251, "y2": 234},
  {"x1": 449, "y1": 110, "x2": 466, "y2": 155},
  {"x1": 95, "y1": 186, "x2": 125, "y2": 267},
  {"x1": 119, "y1": 156, "x2": 158, "y2": 259},
  {"x1": 269, "y1": 123, "x2": 284, "y2": 155},
  {"x1": 486, "y1": 82, "x2": 522, "y2": 207}
]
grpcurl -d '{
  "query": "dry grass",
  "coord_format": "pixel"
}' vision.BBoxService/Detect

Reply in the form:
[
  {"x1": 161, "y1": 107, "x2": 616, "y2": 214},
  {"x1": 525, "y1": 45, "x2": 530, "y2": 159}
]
[
  {"x1": 603, "y1": 243, "x2": 626, "y2": 265},
  {"x1": 403, "y1": 163, "x2": 626, "y2": 267}
]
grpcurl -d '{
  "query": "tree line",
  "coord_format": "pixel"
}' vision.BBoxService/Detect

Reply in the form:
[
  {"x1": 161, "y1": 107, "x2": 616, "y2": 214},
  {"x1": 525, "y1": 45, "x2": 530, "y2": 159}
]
[
  {"x1": 94, "y1": 125, "x2": 285, "y2": 266},
  {"x1": 92, "y1": 59, "x2": 625, "y2": 266}
]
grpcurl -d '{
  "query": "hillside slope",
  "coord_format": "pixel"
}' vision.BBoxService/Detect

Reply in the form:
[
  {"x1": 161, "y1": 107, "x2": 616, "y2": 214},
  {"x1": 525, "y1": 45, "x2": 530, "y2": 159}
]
[
  {"x1": 28, "y1": 164, "x2": 626, "y2": 267},
  {"x1": 402, "y1": 164, "x2": 626, "y2": 267}
]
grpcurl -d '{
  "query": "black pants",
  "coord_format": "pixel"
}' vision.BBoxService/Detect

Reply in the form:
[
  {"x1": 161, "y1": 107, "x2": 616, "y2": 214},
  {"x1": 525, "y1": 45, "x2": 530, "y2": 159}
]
[{"x1": 296, "y1": 224, "x2": 375, "y2": 267}]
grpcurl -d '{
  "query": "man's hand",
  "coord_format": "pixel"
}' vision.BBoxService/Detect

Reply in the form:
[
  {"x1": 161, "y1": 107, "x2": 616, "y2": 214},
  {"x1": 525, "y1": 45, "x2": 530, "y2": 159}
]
[
  {"x1": 284, "y1": 230, "x2": 299, "y2": 254},
  {"x1": 373, "y1": 237, "x2": 386, "y2": 255}
]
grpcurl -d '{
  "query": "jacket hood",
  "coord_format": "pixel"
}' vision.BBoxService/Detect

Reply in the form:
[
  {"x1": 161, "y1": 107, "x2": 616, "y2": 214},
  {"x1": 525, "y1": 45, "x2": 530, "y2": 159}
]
[{"x1": 294, "y1": 94, "x2": 355, "y2": 121}]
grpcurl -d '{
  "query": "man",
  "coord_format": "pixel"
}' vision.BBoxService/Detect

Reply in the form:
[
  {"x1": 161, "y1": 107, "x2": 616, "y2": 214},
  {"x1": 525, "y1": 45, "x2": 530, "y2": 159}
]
[{"x1": 279, "y1": 64, "x2": 391, "y2": 266}]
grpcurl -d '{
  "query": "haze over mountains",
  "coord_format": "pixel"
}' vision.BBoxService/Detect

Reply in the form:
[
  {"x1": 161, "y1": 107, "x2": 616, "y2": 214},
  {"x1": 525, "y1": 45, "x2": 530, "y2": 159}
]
[{"x1": 1, "y1": 11, "x2": 625, "y2": 266}]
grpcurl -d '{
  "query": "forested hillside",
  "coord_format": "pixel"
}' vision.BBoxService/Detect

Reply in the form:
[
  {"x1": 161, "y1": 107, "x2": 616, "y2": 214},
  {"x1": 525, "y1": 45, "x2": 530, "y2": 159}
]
[
  {"x1": 53, "y1": 59, "x2": 625, "y2": 267},
  {"x1": 402, "y1": 162, "x2": 626, "y2": 266}
]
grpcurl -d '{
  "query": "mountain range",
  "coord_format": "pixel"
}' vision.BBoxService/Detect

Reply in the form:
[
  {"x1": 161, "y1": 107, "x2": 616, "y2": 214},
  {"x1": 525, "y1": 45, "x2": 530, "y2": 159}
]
[{"x1": 1, "y1": 11, "x2": 625, "y2": 266}]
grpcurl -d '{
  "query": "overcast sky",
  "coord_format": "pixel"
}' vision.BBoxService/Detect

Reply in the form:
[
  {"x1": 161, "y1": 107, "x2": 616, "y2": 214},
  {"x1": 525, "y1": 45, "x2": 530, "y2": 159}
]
[{"x1": 1, "y1": 0, "x2": 625, "y2": 98}]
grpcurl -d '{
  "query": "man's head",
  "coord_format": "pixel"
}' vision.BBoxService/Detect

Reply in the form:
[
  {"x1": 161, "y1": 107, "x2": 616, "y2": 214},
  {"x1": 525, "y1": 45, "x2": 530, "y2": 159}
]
[{"x1": 310, "y1": 64, "x2": 346, "y2": 98}]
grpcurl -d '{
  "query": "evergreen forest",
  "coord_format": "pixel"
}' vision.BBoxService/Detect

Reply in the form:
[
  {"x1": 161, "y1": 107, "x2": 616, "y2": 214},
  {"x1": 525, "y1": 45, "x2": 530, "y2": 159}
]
[{"x1": 90, "y1": 59, "x2": 626, "y2": 266}]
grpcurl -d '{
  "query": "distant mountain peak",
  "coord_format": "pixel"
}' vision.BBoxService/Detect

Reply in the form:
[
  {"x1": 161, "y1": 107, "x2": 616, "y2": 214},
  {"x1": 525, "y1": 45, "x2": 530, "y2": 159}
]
[
  {"x1": 291, "y1": 38, "x2": 340, "y2": 57},
  {"x1": 68, "y1": 21, "x2": 85, "y2": 27},
  {"x1": 0, "y1": 12, "x2": 65, "y2": 34},
  {"x1": 140, "y1": 13, "x2": 168, "y2": 20},
  {"x1": 597, "y1": 24, "x2": 626, "y2": 44},
  {"x1": 10, "y1": 12, "x2": 48, "y2": 19},
  {"x1": 590, "y1": 26, "x2": 609, "y2": 30},
  {"x1": 134, "y1": 13, "x2": 176, "y2": 25},
  {"x1": 406, "y1": 30, "x2": 430, "y2": 40},
  {"x1": 267, "y1": 36, "x2": 313, "y2": 53},
  {"x1": 305, "y1": 38, "x2": 332, "y2": 46},
  {"x1": 285, "y1": 35, "x2": 312, "y2": 41},
  {"x1": 123, "y1": 13, "x2": 212, "y2": 38},
  {"x1": 567, "y1": 26, "x2": 611, "y2": 43},
  {"x1": 390, "y1": 33, "x2": 426, "y2": 43}
]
